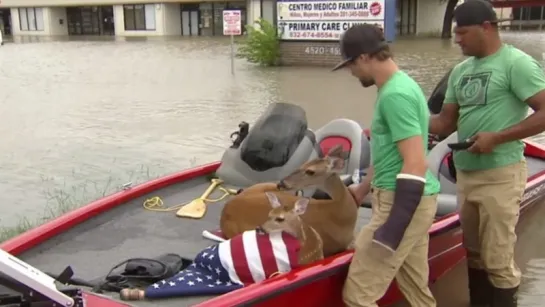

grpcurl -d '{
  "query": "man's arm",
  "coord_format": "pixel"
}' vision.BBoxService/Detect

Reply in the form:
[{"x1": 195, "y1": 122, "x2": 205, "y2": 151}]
[
  {"x1": 383, "y1": 93, "x2": 428, "y2": 176},
  {"x1": 371, "y1": 93, "x2": 429, "y2": 254},
  {"x1": 494, "y1": 56, "x2": 545, "y2": 144},
  {"x1": 430, "y1": 105, "x2": 459, "y2": 137},
  {"x1": 429, "y1": 69, "x2": 460, "y2": 136},
  {"x1": 397, "y1": 136, "x2": 427, "y2": 177}
]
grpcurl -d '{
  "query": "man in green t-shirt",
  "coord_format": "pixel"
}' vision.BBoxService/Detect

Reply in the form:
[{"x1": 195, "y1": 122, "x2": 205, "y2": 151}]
[
  {"x1": 430, "y1": 1, "x2": 545, "y2": 306},
  {"x1": 332, "y1": 24, "x2": 440, "y2": 307}
]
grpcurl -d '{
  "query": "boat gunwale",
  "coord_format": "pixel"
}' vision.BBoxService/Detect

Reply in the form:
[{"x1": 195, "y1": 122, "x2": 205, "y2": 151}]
[{"x1": 2, "y1": 139, "x2": 545, "y2": 307}]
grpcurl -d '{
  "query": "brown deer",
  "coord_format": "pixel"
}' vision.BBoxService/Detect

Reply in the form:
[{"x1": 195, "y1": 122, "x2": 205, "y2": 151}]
[
  {"x1": 220, "y1": 144, "x2": 358, "y2": 257},
  {"x1": 119, "y1": 193, "x2": 324, "y2": 302},
  {"x1": 258, "y1": 192, "x2": 323, "y2": 266}
]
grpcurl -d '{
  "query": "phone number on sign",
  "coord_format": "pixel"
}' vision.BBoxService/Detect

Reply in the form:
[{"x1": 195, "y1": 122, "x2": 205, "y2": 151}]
[
  {"x1": 288, "y1": 32, "x2": 341, "y2": 39},
  {"x1": 338, "y1": 11, "x2": 369, "y2": 18}
]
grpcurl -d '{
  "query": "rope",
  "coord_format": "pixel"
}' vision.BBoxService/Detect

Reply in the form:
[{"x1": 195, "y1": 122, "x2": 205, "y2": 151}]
[{"x1": 142, "y1": 187, "x2": 236, "y2": 212}]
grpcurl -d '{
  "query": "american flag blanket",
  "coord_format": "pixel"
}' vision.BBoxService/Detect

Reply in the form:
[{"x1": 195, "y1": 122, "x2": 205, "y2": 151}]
[{"x1": 144, "y1": 230, "x2": 301, "y2": 298}]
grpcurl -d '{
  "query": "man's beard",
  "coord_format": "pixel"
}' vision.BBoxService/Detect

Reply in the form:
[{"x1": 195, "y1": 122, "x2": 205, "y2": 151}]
[{"x1": 359, "y1": 78, "x2": 375, "y2": 88}]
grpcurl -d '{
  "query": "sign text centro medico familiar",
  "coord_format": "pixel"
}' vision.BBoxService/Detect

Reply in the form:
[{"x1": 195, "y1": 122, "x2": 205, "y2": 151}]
[{"x1": 277, "y1": 0, "x2": 384, "y2": 41}]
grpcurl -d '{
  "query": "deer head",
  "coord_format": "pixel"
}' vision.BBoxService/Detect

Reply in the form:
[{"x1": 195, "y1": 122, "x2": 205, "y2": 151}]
[
  {"x1": 257, "y1": 192, "x2": 310, "y2": 238},
  {"x1": 277, "y1": 144, "x2": 346, "y2": 191}
]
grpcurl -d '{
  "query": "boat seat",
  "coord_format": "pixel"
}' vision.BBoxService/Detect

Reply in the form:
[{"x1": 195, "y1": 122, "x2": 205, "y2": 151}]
[
  {"x1": 314, "y1": 118, "x2": 371, "y2": 174},
  {"x1": 300, "y1": 119, "x2": 371, "y2": 198},
  {"x1": 427, "y1": 132, "x2": 459, "y2": 216},
  {"x1": 311, "y1": 132, "x2": 461, "y2": 217},
  {"x1": 428, "y1": 132, "x2": 458, "y2": 195}
]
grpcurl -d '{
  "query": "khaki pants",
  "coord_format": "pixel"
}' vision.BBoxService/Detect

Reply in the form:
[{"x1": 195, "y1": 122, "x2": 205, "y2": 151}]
[
  {"x1": 457, "y1": 160, "x2": 527, "y2": 289},
  {"x1": 343, "y1": 188, "x2": 438, "y2": 307}
]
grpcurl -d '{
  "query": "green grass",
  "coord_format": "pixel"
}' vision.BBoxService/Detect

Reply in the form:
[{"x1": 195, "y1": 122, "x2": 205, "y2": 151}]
[{"x1": 0, "y1": 160, "x2": 200, "y2": 244}]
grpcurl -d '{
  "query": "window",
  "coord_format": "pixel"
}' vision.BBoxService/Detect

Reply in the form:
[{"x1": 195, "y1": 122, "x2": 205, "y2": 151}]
[
  {"x1": 18, "y1": 7, "x2": 44, "y2": 31},
  {"x1": 123, "y1": 4, "x2": 156, "y2": 31}
]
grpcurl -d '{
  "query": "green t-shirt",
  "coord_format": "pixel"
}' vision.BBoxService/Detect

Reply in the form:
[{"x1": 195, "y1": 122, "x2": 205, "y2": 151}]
[
  {"x1": 444, "y1": 44, "x2": 545, "y2": 171},
  {"x1": 370, "y1": 71, "x2": 441, "y2": 196}
]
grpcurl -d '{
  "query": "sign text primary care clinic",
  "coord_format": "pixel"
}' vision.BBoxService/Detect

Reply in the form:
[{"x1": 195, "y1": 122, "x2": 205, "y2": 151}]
[{"x1": 277, "y1": 0, "x2": 385, "y2": 41}]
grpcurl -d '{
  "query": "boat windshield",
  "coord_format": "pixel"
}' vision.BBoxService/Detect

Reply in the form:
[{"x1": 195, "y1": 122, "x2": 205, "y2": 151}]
[{"x1": 240, "y1": 103, "x2": 308, "y2": 172}]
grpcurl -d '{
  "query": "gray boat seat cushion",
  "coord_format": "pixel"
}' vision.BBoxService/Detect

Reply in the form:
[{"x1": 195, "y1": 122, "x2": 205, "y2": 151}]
[
  {"x1": 215, "y1": 129, "x2": 319, "y2": 188},
  {"x1": 427, "y1": 132, "x2": 459, "y2": 216}
]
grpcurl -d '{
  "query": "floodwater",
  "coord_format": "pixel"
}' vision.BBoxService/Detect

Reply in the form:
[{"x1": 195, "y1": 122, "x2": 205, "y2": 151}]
[{"x1": 1, "y1": 32, "x2": 545, "y2": 305}]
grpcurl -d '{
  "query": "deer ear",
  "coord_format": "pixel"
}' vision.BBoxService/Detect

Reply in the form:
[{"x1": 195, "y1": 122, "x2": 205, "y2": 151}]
[
  {"x1": 265, "y1": 192, "x2": 282, "y2": 208},
  {"x1": 327, "y1": 156, "x2": 345, "y2": 172},
  {"x1": 326, "y1": 144, "x2": 344, "y2": 158},
  {"x1": 293, "y1": 198, "x2": 310, "y2": 215}
]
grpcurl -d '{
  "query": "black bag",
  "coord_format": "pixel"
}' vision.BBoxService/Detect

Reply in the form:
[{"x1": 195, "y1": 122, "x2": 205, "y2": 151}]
[{"x1": 91, "y1": 253, "x2": 191, "y2": 293}]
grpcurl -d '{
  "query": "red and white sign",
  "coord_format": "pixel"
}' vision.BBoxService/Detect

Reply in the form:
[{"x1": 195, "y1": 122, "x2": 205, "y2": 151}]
[
  {"x1": 223, "y1": 10, "x2": 242, "y2": 36},
  {"x1": 370, "y1": 2, "x2": 382, "y2": 16}
]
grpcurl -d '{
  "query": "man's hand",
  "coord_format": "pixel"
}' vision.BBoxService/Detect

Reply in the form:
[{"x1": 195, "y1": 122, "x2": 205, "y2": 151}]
[
  {"x1": 348, "y1": 183, "x2": 369, "y2": 207},
  {"x1": 467, "y1": 132, "x2": 500, "y2": 154}
]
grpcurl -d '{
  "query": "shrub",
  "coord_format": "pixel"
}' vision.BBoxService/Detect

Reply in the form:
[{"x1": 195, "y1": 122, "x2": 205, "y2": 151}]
[{"x1": 237, "y1": 18, "x2": 282, "y2": 67}]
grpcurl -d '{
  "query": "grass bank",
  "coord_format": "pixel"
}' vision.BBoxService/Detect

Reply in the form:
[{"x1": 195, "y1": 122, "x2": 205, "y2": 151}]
[{"x1": 0, "y1": 163, "x2": 193, "y2": 244}]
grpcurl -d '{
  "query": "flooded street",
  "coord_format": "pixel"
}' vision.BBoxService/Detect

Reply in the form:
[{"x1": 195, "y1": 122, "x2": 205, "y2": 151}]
[{"x1": 1, "y1": 32, "x2": 545, "y2": 305}]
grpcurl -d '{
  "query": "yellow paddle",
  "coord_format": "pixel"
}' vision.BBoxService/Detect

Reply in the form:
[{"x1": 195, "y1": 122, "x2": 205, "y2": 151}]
[{"x1": 175, "y1": 178, "x2": 224, "y2": 219}]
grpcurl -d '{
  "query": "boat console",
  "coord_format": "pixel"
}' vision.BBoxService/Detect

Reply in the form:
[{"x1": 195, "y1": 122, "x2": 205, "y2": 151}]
[
  {"x1": 216, "y1": 102, "x2": 319, "y2": 188},
  {"x1": 0, "y1": 248, "x2": 84, "y2": 307}
]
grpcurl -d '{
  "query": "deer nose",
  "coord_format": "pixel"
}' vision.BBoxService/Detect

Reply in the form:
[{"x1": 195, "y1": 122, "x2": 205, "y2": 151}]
[{"x1": 277, "y1": 180, "x2": 287, "y2": 190}]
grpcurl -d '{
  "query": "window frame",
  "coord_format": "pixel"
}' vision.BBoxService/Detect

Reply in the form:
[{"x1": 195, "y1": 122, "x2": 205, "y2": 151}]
[
  {"x1": 18, "y1": 7, "x2": 44, "y2": 32},
  {"x1": 123, "y1": 4, "x2": 156, "y2": 31}
]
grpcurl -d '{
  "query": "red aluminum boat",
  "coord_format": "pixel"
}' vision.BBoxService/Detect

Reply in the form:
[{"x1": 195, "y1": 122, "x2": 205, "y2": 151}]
[{"x1": 2, "y1": 76, "x2": 545, "y2": 307}]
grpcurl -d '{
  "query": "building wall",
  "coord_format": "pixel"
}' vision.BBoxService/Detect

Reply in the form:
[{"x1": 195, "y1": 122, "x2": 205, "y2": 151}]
[
  {"x1": 0, "y1": 0, "x2": 212, "y2": 8},
  {"x1": 280, "y1": 41, "x2": 340, "y2": 67},
  {"x1": 415, "y1": 0, "x2": 447, "y2": 36},
  {"x1": 163, "y1": 3, "x2": 181, "y2": 35},
  {"x1": 49, "y1": 7, "x2": 69, "y2": 35},
  {"x1": 247, "y1": 0, "x2": 261, "y2": 26},
  {"x1": 11, "y1": 7, "x2": 69, "y2": 35}
]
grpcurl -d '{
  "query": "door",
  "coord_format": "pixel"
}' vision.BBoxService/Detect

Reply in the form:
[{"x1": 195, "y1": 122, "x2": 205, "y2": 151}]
[
  {"x1": 0, "y1": 9, "x2": 12, "y2": 35},
  {"x1": 100, "y1": 6, "x2": 114, "y2": 35},
  {"x1": 182, "y1": 11, "x2": 190, "y2": 36},
  {"x1": 190, "y1": 11, "x2": 199, "y2": 36}
]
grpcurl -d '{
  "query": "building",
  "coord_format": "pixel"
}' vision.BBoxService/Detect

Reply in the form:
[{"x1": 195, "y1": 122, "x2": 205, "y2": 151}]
[
  {"x1": 494, "y1": 6, "x2": 545, "y2": 30},
  {"x1": 0, "y1": 0, "x2": 460, "y2": 38},
  {"x1": 0, "y1": 0, "x2": 274, "y2": 37}
]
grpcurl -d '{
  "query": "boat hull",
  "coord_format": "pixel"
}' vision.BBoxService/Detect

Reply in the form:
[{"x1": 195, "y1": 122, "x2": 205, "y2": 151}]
[{"x1": 2, "y1": 141, "x2": 545, "y2": 307}]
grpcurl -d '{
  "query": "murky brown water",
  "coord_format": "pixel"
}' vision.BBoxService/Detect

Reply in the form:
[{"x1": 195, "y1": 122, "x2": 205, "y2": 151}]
[{"x1": 1, "y1": 32, "x2": 545, "y2": 305}]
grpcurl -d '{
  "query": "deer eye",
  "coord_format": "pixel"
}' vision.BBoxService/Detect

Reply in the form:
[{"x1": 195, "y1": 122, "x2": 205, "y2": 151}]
[
  {"x1": 305, "y1": 169, "x2": 315, "y2": 176},
  {"x1": 275, "y1": 217, "x2": 285, "y2": 223}
]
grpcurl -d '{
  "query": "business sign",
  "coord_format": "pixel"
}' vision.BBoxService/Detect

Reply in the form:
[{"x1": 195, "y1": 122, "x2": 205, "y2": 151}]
[
  {"x1": 277, "y1": 0, "x2": 384, "y2": 41},
  {"x1": 223, "y1": 10, "x2": 242, "y2": 36}
]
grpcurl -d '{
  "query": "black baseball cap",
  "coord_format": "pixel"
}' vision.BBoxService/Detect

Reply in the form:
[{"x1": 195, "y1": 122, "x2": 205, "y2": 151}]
[
  {"x1": 453, "y1": 0, "x2": 512, "y2": 27},
  {"x1": 331, "y1": 24, "x2": 388, "y2": 72}
]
